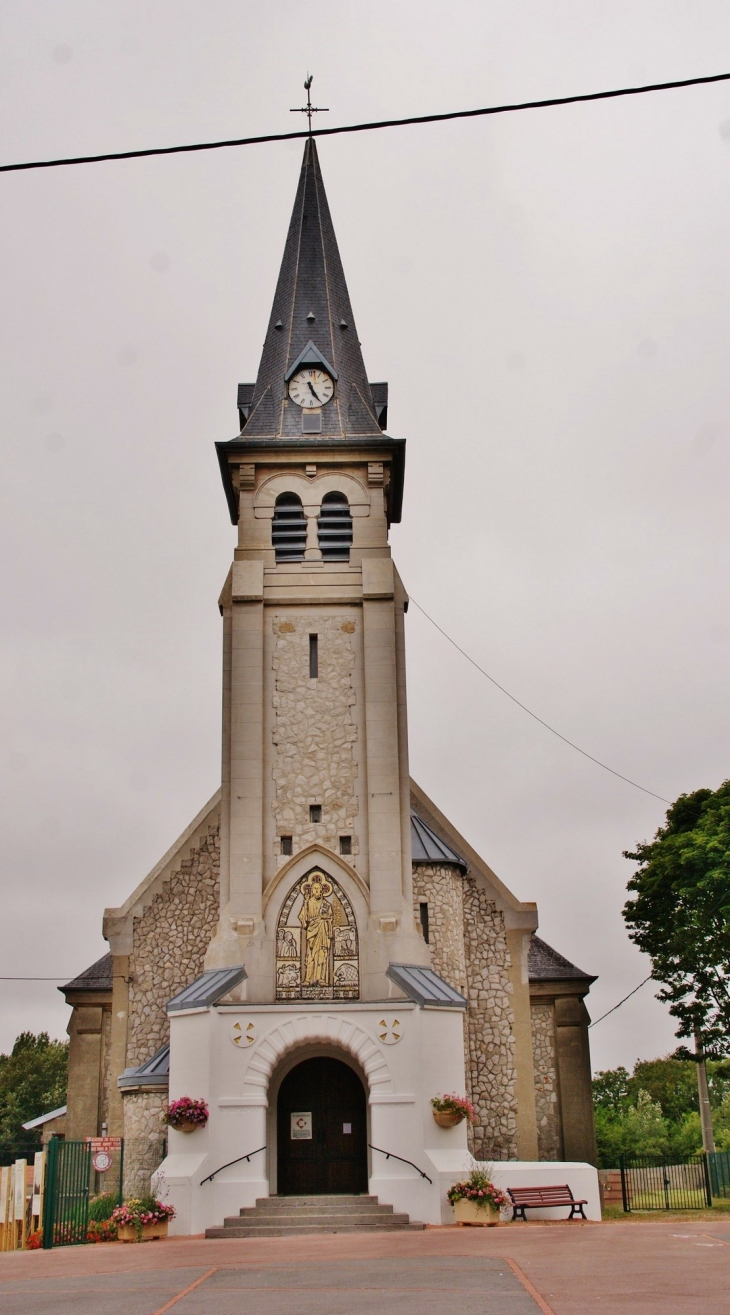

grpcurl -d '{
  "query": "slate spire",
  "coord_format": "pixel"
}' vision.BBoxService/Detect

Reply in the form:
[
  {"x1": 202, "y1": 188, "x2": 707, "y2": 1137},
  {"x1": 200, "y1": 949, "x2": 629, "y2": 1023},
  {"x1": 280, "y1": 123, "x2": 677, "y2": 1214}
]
[{"x1": 244, "y1": 138, "x2": 381, "y2": 439}]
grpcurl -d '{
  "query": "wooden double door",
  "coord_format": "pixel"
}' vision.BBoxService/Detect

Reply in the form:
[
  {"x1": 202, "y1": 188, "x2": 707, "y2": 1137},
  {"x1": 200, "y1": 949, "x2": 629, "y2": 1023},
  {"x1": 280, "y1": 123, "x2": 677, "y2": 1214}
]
[{"x1": 277, "y1": 1056, "x2": 368, "y2": 1195}]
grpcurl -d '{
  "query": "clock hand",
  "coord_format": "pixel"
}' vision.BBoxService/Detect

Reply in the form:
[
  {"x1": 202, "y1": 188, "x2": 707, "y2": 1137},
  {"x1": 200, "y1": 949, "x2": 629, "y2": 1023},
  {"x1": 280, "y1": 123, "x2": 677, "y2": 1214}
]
[{"x1": 307, "y1": 381, "x2": 322, "y2": 403}]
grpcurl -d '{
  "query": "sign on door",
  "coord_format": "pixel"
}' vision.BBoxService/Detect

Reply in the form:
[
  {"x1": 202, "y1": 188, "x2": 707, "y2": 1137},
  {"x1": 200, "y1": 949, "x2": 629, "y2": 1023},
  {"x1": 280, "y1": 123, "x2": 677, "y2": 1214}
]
[{"x1": 290, "y1": 1111, "x2": 313, "y2": 1139}]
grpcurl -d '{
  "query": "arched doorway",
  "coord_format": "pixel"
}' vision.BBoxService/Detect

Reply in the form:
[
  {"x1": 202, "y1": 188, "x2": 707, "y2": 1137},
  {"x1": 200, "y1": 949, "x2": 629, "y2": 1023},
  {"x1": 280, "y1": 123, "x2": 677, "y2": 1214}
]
[{"x1": 277, "y1": 1056, "x2": 368, "y2": 1195}]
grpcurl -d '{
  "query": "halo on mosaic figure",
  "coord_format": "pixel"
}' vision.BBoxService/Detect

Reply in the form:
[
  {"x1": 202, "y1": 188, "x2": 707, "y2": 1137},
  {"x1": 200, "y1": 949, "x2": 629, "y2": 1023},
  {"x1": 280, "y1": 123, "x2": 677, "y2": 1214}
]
[{"x1": 300, "y1": 871, "x2": 333, "y2": 900}]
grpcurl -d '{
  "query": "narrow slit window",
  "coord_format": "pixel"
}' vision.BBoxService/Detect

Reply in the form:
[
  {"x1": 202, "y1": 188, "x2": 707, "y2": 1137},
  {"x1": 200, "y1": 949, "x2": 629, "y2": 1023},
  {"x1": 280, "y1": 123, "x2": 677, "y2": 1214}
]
[
  {"x1": 419, "y1": 901, "x2": 430, "y2": 944},
  {"x1": 317, "y1": 491, "x2": 353, "y2": 561},
  {"x1": 309, "y1": 804, "x2": 322, "y2": 823},
  {"x1": 339, "y1": 836, "x2": 352, "y2": 856},
  {"x1": 280, "y1": 835, "x2": 293, "y2": 856},
  {"x1": 309, "y1": 633, "x2": 318, "y2": 679}
]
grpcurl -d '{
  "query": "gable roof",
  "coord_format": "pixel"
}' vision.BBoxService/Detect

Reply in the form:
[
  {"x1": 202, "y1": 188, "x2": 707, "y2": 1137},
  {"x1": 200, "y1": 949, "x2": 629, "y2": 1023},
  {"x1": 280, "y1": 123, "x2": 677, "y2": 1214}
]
[
  {"x1": 528, "y1": 934, "x2": 596, "y2": 983},
  {"x1": 61, "y1": 953, "x2": 113, "y2": 995}
]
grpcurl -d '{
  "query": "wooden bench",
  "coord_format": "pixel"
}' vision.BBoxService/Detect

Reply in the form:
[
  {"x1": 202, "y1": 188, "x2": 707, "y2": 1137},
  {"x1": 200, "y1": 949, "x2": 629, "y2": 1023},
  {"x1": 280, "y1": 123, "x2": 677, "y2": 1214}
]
[{"x1": 507, "y1": 1185, "x2": 588, "y2": 1221}]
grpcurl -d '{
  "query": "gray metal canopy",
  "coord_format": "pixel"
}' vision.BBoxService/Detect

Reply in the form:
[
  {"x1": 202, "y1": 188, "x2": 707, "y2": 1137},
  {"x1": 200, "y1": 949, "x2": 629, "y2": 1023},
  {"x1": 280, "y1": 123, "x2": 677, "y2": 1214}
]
[
  {"x1": 410, "y1": 812, "x2": 467, "y2": 870},
  {"x1": 118, "y1": 1043, "x2": 170, "y2": 1090},
  {"x1": 386, "y1": 963, "x2": 467, "y2": 1009},
  {"x1": 166, "y1": 966, "x2": 246, "y2": 1014}
]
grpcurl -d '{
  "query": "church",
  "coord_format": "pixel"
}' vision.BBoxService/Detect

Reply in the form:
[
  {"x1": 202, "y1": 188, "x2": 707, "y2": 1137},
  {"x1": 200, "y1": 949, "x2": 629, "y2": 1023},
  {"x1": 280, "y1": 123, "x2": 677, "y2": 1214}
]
[{"x1": 60, "y1": 137, "x2": 597, "y2": 1232}]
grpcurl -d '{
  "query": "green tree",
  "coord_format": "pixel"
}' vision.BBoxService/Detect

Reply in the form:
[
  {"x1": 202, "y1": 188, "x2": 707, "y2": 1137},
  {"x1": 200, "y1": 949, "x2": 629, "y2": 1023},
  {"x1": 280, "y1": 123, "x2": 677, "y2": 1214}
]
[
  {"x1": 632, "y1": 1057, "x2": 699, "y2": 1123},
  {"x1": 592, "y1": 1066, "x2": 632, "y2": 1116},
  {"x1": 594, "y1": 1088, "x2": 669, "y2": 1166},
  {"x1": 592, "y1": 1055, "x2": 730, "y2": 1165},
  {"x1": 0, "y1": 1032, "x2": 68, "y2": 1161},
  {"x1": 623, "y1": 781, "x2": 730, "y2": 1058}
]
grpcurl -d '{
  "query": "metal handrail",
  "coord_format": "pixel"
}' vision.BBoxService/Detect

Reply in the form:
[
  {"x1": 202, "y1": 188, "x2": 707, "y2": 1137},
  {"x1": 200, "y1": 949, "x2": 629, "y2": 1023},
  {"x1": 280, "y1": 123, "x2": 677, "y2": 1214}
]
[
  {"x1": 200, "y1": 1145, "x2": 266, "y2": 1185},
  {"x1": 368, "y1": 1143, "x2": 433, "y2": 1184}
]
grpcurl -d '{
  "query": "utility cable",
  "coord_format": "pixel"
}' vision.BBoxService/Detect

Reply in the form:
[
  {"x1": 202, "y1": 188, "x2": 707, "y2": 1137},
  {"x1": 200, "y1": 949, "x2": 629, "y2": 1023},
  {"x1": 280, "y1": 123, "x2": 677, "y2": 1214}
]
[
  {"x1": 408, "y1": 597, "x2": 671, "y2": 804},
  {"x1": 588, "y1": 976, "x2": 653, "y2": 1028},
  {"x1": 1, "y1": 70, "x2": 730, "y2": 173}
]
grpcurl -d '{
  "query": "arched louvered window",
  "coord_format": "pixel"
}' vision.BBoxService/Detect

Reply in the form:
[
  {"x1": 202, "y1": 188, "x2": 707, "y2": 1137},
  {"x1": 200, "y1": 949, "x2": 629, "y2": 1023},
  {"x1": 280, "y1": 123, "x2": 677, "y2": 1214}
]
[
  {"x1": 317, "y1": 492, "x2": 353, "y2": 562},
  {"x1": 272, "y1": 493, "x2": 307, "y2": 562}
]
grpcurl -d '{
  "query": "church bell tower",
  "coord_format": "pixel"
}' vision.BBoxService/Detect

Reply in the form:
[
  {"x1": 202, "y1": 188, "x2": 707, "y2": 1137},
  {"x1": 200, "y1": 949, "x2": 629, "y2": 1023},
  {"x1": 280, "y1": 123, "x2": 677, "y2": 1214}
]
[{"x1": 205, "y1": 138, "x2": 429, "y2": 999}]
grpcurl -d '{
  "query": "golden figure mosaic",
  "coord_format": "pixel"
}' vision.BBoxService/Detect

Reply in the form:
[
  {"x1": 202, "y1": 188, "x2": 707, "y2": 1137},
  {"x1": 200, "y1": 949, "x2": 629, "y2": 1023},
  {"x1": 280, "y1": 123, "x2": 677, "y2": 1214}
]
[{"x1": 276, "y1": 869, "x2": 359, "y2": 1001}]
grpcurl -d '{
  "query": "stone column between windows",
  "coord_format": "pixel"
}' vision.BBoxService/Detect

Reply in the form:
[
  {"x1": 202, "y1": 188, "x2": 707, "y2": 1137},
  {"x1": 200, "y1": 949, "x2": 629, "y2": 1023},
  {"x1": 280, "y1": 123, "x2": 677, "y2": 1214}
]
[{"x1": 303, "y1": 506, "x2": 322, "y2": 561}]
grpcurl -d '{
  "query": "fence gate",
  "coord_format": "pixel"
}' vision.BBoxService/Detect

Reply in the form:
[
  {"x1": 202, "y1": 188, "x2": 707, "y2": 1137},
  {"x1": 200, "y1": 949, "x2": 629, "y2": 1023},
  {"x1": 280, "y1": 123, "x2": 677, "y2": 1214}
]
[
  {"x1": 42, "y1": 1138, "x2": 124, "y2": 1248},
  {"x1": 620, "y1": 1155, "x2": 712, "y2": 1211}
]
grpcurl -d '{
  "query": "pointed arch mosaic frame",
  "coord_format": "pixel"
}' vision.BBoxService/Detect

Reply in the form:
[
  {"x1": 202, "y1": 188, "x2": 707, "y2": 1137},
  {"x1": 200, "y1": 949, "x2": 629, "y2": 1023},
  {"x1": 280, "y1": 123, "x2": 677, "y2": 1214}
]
[{"x1": 276, "y1": 868, "x2": 359, "y2": 1001}]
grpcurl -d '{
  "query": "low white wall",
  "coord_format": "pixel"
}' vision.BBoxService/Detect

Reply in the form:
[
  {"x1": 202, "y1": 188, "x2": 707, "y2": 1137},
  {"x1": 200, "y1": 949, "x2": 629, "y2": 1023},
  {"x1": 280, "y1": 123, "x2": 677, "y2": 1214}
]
[{"x1": 428, "y1": 1153, "x2": 601, "y2": 1223}]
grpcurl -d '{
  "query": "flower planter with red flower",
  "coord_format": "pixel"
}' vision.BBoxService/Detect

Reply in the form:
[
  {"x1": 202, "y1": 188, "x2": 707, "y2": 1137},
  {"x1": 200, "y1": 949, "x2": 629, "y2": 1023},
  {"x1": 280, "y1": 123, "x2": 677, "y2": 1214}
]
[
  {"x1": 447, "y1": 1171, "x2": 509, "y2": 1227},
  {"x1": 165, "y1": 1096, "x2": 209, "y2": 1133},
  {"x1": 116, "y1": 1219, "x2": 169, "y2": 1243},
  {"x1": 431, "y1": 1094, "x2": 476, "y2": 1128},
  {"x1": 111, "y1": 1198, "x2": 175, "y2": 1243}
]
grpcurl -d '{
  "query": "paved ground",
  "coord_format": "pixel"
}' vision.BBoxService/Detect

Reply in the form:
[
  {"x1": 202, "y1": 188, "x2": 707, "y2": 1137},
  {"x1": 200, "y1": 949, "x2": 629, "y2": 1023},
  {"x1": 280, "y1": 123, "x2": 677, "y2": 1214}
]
[{"x1": 0, "y1": 1218, "x2": 729, "y2": 1315}]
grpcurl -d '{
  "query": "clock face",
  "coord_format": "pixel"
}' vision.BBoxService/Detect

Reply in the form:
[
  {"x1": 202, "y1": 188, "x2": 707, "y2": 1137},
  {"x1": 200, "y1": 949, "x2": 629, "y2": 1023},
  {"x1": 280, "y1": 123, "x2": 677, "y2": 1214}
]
[{"x1": 288, "y1": 368, "x2": 334, "y2": 410}]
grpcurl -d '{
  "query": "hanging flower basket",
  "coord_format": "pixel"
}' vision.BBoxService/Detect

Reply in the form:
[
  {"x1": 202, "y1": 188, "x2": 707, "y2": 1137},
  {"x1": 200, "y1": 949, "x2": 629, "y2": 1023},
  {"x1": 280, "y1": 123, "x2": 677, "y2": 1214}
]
[
  {"x1": 433, "y1": 1109, "x2": 463, "y2": 1128},
  {"x1": 431, "y1": 1094, "x2": 476, "y2": 1128},
  {"x1": 165, "y1": 1096, "x2": 209, "y2": 1132}
]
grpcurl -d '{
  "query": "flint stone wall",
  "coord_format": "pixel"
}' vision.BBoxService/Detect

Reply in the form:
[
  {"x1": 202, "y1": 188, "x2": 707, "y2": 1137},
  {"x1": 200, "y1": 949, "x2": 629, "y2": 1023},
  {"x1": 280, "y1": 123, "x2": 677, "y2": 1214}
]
[
  {"x1": 411, "y1": 864, "x2": 467, "y2": 995},
  {"x1": 271, "y1": 615, "x2": 359, "y2": 862},
  {"x1": 412, "y1": 863, "x2": 518, "y2": 1161},
  {"x1": 127, "y1": 822, "x2": 220, "y2": 1069},
  {"x1": 121, "y1": 1091, "x2": 168, "y2": 1197},
  {"x1": 531, "y1": 1001, "x2": 562, "y2": 1160}
]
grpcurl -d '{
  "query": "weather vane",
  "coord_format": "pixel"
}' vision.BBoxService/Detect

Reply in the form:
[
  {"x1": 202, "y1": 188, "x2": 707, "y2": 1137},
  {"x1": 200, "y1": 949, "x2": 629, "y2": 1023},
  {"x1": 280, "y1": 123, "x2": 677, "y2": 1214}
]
[{"x1": 290, "y1": 74, "x2": 329, "y2": 136}]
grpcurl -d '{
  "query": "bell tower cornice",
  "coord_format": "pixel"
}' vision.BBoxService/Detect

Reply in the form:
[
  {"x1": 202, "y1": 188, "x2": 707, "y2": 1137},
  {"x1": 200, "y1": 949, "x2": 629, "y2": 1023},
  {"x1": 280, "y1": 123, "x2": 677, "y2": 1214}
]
[{"x1": 216, "y1": 434, "x2": 405, "y2": 527}]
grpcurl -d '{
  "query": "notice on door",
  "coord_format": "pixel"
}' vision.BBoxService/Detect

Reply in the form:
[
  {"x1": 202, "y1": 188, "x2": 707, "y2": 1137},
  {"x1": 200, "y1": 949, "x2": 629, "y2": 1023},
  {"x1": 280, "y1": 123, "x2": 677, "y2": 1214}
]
[{"x1": 291, "y1": 1111, "x2": 313, "y2": 1140}]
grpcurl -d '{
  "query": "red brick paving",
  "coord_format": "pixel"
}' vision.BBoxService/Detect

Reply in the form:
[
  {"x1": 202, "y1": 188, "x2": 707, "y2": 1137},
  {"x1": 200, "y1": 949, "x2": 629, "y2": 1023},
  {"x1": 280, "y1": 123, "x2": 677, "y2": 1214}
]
[{"x1": 0, "y1": 1219, "x2": 728, "y2": 1315}]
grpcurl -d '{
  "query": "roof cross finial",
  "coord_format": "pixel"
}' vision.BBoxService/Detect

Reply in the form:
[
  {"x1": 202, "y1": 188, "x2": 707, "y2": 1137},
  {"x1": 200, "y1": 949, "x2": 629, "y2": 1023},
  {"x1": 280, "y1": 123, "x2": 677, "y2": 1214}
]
[{"x1": 290, "y1": 74, "x2": 329, "y2": 138}]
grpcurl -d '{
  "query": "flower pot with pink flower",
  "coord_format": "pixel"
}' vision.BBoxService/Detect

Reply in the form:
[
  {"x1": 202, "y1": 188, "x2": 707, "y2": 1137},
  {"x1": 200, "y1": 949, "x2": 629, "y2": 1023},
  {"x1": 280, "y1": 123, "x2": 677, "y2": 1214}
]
[
  {"x1": 431, "y1": 1094, "x2": 476, "y2": 1128},
  {"x1": 164, "y1": 1096, "x2": 209, "y2": 1133}
]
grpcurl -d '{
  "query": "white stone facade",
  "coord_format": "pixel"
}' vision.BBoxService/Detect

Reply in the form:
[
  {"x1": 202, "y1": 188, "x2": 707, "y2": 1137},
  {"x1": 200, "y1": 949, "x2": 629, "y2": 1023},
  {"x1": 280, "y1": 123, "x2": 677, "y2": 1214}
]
[{"x1": 155, "y1": 1000, "x2": 469, "y2": 1233}]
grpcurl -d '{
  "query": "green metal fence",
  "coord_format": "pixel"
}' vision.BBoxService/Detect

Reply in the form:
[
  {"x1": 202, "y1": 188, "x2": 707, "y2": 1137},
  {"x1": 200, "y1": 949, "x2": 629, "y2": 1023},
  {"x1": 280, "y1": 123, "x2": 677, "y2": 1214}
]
[
  {"x1": 707, "y1": 1150, "x2": 730, "y2": 1199},
  {"x1": 42, "y1": 1139, "x2": 93, "y2": 1247},
  {"x1": 620, "y1": 1154, "x2": 712, "y2": 1211},
  {"x1": 42, "y1": 1138, "x2": 125, "y2": 1249}
]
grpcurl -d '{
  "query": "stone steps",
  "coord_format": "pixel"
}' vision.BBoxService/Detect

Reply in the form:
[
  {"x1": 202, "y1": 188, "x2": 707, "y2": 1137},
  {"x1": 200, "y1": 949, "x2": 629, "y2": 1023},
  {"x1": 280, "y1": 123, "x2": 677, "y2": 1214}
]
[{"x1": 205, "y1": 1193, "x2": 425, "y2": 1237}]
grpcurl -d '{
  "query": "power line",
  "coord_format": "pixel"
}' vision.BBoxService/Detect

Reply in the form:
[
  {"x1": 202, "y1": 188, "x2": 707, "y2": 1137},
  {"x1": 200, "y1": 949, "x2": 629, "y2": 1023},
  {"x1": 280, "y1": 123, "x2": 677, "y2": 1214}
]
[
  {"x1": 588, "y1": 976, "x2": 653, "y2": 1028},
  {"x1": 408, "y1": 597, "x2": 671, "y2": 804},
  {"x1": 2, "y1": 69, "x2": 730, "y2": 174},
  {"x1": 0, "y1": 977, "x2": 72, "y2": 981}
]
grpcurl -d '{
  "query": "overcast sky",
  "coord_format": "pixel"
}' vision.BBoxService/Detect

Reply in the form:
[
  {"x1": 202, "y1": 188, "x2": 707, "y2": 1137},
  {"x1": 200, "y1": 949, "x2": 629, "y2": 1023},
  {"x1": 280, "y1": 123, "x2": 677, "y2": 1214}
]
[{"x1": 1, "y1": 2, "x2": 729, "y2": 1075}]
